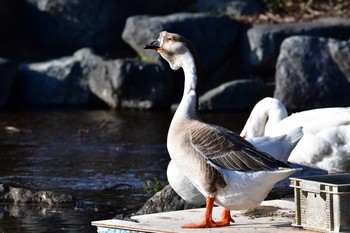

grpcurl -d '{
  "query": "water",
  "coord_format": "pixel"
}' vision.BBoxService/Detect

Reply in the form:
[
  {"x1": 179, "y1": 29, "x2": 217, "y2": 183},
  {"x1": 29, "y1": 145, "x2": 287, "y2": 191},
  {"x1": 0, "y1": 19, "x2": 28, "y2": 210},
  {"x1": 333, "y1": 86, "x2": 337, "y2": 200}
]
[{"x1": 0, "y1": 109, "x2": 248, "y2": 233}]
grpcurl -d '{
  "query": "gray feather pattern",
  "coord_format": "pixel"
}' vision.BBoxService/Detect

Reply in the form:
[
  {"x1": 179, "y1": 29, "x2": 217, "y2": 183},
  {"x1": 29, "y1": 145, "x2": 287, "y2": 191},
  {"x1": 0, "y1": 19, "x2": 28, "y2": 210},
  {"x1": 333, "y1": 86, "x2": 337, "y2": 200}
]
[{"x1": 190, "y1": 124, "x2": 289, "y2": 172}]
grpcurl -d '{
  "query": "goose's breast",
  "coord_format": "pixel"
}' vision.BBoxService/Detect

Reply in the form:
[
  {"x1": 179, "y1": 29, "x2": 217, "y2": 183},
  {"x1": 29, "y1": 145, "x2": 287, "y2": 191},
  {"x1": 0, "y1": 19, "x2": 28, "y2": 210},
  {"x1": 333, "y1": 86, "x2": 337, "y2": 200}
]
[{"x1": 167, "y1": 132, "x2": 222, "y2": 197}]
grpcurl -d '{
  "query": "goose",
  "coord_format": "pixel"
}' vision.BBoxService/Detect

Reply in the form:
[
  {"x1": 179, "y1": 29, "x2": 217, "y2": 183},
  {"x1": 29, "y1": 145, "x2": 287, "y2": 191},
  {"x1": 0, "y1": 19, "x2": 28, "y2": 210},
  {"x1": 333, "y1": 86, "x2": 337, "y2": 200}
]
[
  {"x1": 240, "y1": 97, "x2": 350, "y2": 173},
  {"x1": 167, "y1": 127, "x2": 303, "y2": 205},
  {"x1": 288, "y1": 125, "x2": 350, "y2": 173},
  {"x1": 240, "y1": 97, "x2": 350, "y2": 138},
  {"x1": 144, "y1": 31, "x2": 295, "y2": 228}
]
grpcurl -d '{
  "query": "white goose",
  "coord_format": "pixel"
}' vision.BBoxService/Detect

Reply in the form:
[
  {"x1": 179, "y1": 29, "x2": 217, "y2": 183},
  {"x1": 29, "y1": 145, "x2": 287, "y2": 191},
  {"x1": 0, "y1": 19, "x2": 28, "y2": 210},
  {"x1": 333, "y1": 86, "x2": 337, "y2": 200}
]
[
  {"x1": 167, "y1": 127, "x2": 303, "y2": 205},
  {"x1": 289, "y1": 125, "x2": 350, "y2": 173},
  {"x1": 240, "y1": 97, "x2": 350, "y2": 138},
  {"x1": 240, "y1": 97, "x2": 350, "y2": 173},
  {"x1": 144, "y1": 31, "x2": 295, "y2": 228},
  {"x1": 247, "y1": 126, "x2": 303, "y2": 163}
]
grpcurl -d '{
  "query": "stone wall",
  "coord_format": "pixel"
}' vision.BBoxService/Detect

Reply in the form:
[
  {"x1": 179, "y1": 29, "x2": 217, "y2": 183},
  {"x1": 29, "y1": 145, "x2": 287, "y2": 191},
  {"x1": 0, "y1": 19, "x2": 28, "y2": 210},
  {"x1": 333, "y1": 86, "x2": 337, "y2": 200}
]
[{"x1": 1, "y1": 0, "x2": 349, "y2": 110}]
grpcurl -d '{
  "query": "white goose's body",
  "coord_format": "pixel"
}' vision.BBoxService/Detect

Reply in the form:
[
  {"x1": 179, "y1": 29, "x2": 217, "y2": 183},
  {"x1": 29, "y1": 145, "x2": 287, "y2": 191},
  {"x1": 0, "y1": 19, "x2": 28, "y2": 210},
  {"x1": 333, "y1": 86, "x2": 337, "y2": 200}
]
[
  {"x1": 145, "y1": 32, "x2": 295, "y2": 228},
  {"x1": 289, "y1": 125, "x2": 350, "y2": 173},
  {"x1": 240, "y1": 97, "x2": 350, "y2": 173},
  {"x1": 246, "y1": 127, "x2": 303, "y2": 163}
]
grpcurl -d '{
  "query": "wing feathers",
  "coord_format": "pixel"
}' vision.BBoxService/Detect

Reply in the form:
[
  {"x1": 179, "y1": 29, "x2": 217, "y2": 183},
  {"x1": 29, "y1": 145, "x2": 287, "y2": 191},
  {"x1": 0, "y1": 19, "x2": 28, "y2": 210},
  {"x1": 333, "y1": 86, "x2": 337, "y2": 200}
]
[{"x1": 190, "y1": 124, "x2": 289, "y2": 172}]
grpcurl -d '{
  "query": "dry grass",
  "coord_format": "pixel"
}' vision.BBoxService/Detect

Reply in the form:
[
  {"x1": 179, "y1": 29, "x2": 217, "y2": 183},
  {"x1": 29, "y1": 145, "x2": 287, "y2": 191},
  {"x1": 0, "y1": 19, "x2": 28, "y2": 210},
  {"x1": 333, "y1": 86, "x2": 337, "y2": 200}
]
[
  {"x1": 243, "y1": 205, "x2": 280, "y2": 218},
  {"x1": 233, "y1": 0, "x2": 350, "y2": 24}
]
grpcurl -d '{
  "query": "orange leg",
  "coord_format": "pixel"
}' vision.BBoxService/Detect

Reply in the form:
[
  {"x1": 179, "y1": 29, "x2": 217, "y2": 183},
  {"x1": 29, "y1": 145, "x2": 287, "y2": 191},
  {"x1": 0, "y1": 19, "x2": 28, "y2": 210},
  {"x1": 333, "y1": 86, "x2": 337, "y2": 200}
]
[
  {"x1": 181, "y1": 197, "x2": 235, "y2": 228},
  {"x1": 215, "y1": 209, "x2": 235, "y2": 226},
  {"x1": 182, "y1": 197, "x2": 216, "y2": 228}
]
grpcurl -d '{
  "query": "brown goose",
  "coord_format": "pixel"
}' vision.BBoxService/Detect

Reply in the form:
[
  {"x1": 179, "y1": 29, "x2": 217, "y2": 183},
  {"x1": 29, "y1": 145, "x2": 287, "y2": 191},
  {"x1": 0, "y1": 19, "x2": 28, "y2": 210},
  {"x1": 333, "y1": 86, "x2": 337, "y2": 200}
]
[{"x1": 144, "y1": 31, "x2": 295, "y2": 228}]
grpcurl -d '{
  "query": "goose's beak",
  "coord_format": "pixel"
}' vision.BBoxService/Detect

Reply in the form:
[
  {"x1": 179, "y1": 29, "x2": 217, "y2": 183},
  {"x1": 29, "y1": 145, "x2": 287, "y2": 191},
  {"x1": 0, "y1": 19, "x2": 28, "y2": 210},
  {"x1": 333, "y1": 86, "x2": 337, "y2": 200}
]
[{"x1": 144, "y1": 40, "x2": 161, "y2": 50}]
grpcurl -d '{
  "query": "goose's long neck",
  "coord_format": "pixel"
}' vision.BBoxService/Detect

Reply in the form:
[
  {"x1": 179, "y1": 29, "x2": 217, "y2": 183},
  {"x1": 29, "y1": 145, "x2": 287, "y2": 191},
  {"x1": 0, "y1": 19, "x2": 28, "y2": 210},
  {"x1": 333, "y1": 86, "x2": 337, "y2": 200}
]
[
  {"x1": 175, "y1": 52, "x2": 200, "y2": 120},
  {"x1": 241, "y1": 99, "x2": 288, "y2": 137}
]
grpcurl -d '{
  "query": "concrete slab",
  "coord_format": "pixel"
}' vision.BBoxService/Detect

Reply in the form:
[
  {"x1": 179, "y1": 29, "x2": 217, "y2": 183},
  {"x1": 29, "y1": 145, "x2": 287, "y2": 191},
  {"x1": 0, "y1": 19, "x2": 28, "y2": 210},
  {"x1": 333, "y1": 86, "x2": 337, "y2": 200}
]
[{"x1": 92, "y1": 199, "x2": 314, "y2": 233}]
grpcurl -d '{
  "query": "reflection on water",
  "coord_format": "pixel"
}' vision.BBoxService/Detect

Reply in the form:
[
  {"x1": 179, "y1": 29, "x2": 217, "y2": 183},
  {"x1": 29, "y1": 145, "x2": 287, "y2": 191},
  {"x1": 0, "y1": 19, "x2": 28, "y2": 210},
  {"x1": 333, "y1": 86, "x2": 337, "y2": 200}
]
[{"x1": 0, "y1": 109, "x2": 248, "y2": 232}]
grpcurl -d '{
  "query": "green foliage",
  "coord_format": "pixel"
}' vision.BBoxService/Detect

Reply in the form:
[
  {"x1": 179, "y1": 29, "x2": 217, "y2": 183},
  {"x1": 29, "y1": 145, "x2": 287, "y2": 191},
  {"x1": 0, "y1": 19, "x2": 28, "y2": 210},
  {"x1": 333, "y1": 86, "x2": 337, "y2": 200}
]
[
  {"x1": 141, "y1": 55, "x2": 156, "y2": 63},
  {"x1": 333, "y1": 3, "x2": 343, "y2": 11},
  {"x1": 144, "y1": 177, "x2": 166, "y2": 194}
]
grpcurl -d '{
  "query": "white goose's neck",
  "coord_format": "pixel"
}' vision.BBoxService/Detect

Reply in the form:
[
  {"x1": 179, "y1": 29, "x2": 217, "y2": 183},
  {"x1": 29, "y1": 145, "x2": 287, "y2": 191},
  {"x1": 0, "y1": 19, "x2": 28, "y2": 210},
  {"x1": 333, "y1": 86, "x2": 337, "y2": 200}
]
[
  {"x1": 175, "y1": 52, "x2": 199, "y2": 120},
  {"x1": 240, "y1": 98, "x2": 288, "y2": 137},
  {"x1": 264, "y1": 105, "x2": 288, "y2": 135}
]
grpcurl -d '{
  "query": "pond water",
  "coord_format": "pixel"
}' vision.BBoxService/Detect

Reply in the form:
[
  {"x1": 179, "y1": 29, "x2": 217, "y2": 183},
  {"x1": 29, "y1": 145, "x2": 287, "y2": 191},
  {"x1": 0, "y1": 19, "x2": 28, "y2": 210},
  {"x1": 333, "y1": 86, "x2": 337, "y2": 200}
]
[{"x1": 0, "y1": 109, "x2": 249, "y2": 233}]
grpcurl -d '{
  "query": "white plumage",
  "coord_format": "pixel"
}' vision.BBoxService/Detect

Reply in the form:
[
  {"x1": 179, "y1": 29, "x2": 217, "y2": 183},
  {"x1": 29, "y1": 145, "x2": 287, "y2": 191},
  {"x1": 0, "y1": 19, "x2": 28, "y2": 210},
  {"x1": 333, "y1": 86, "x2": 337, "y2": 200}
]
[{"x1": 241, "y1": 97, "x2": 350, "y2": 173}]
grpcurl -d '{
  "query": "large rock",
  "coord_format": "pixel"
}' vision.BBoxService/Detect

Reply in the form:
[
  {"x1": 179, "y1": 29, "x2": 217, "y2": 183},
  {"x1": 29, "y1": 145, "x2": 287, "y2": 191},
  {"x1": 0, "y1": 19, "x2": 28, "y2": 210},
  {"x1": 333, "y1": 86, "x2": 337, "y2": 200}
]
[
  {"x1": 24, "y1": 0, "x2": 127, "y2": 56},
  {"x1": 0, "y1": 0, "x2": 23, "y2": 44},
  {"x1": 4, "y1": 186, "x2": 74, "y2": 205},
  {"x1": 13, "y1": 49, "x2": 93, "y2": 106},
  {"x1": 89, "y1": 59, "x2": 175, "y2": 109},
  {"x1": 24, "y1": 0, "x2": 195, "y2": 57},
  {"x1": 136, "y1": 185, "x2": 202, "y2": 215},
  {"x1": 199, "y1": 79, "x2": 268, "y2": 111},
  {"x1": 244, "y1": 17, "x2": 350, "y2": 72},
  {"x1": 274, "y1": 36, "x2": 350, "y2": 110},
  {"x1": 0, "y1": 58, "x2": 17, "y2": 107},
  {"x1": 12, "y1": 48, "x2": 176, "y2": 109},
  {"x1": 0, "y1": 1, "x2": 32, "y2": 60},
  {"x1": 122, "y1": 13, "x2": 242, "y2": 75}
]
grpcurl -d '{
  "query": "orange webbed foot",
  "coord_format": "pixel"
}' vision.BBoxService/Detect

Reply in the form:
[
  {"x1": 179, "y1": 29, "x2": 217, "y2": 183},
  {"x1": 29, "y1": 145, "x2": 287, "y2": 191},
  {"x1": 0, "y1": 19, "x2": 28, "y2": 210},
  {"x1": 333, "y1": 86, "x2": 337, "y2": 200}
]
[
  {"x1": 214, "y1": 209, "x2": 235, "y2": 226},
  {"x1": 181, "y1": 219, "x2": 217, "y2": 228},
  {"x1": 181, "y1": 198, "x2": 235, "y2": 228},
  {"x1": 182, "y1": 197, "x2": 219, "y2": 228}
]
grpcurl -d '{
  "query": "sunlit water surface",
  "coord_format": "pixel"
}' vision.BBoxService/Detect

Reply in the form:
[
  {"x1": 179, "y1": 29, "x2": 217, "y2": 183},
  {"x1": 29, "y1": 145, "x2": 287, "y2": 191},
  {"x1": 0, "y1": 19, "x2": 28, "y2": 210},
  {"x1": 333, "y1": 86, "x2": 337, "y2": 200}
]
[{"x1": 0, "y1": 109, "x2": 248, "y2": 233}]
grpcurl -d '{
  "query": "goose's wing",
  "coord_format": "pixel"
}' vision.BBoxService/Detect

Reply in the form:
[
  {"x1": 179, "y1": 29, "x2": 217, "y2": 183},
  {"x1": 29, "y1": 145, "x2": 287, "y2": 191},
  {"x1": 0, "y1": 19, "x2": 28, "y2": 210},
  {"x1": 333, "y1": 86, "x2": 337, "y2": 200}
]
[{"x1": 190, "y1": 124, "x2": 288, "y2": 172}]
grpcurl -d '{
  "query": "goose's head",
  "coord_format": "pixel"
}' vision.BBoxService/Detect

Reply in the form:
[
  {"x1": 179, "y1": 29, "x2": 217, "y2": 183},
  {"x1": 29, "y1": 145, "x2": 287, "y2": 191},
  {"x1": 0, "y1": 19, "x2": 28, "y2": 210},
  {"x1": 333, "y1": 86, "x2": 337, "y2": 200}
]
[{"x1": 144, "y1": 31, "x2": 195, "y2": 71}]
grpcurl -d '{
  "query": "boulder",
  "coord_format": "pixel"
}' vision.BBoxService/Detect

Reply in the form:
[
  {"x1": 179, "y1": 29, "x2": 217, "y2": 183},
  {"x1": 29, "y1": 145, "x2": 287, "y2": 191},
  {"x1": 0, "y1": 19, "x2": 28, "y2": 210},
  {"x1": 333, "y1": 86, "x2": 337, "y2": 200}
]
[
  {"x1": 274, "y1": 36, "x2": 350, "y2": 110},
  {"x1": 0, "y1": 0, "x2": 32, "y2": 60},
  {"x1": 122, "y1": 12, "x2": 242, "y2": 75},
  {"x1": 195, "y1": 0, "x2": 262, "y2": 15},
  {"x1": 6, "y1": 187, "x2": 33, "y2": 204},
  {"x1": 33, "y1": 191, "x2": 75, "y2": 205},
  {"x1": 89, "y1": 59, "x2": 175, "y2": 110},
  {"x1": 13, "y1": 48, "x2": 93, "y2": 106},
  {"x1": 244, "y1": 17, "x2": 350, "y2": 72},
  {"x1": 0, "y1": 58, "x2": 17, "y2": 107},
  {"x1": 0, "y1": 0, "x2": 14, "y2": 42},
  {"x1": 23, "y1": 0, "x2": 195, "y2": 57},
  {"x1": 199, "y1": 79, "x2": 268, "y2": 111},
  {"x1": 24, "y1": 0, "x2": 126, "y2": 56},
  {"x1": 12, "y1": 48, "x2": 176, "y2": 109},
  {"x1": 5, "y1": 186, "x2": 74, "y2": 205},
  {"x1": 136, "y1": 185, "x2": 202, "y2": 215}
]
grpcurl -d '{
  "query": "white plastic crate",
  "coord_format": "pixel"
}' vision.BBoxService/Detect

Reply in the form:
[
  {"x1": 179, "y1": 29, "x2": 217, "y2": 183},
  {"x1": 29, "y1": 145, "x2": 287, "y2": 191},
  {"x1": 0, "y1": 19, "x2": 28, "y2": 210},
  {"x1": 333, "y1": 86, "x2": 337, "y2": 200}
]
[{"x1": 290, "y1": 174, "x2": 350, "y2": 232}]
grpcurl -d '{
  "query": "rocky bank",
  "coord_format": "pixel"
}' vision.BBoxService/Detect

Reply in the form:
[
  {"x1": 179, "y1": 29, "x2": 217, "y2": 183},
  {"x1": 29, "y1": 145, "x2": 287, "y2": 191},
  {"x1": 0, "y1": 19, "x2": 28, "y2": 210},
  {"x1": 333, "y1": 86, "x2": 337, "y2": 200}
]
[{"x1": 0, "y1": 0, "x2": 349, "y2": 111}]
